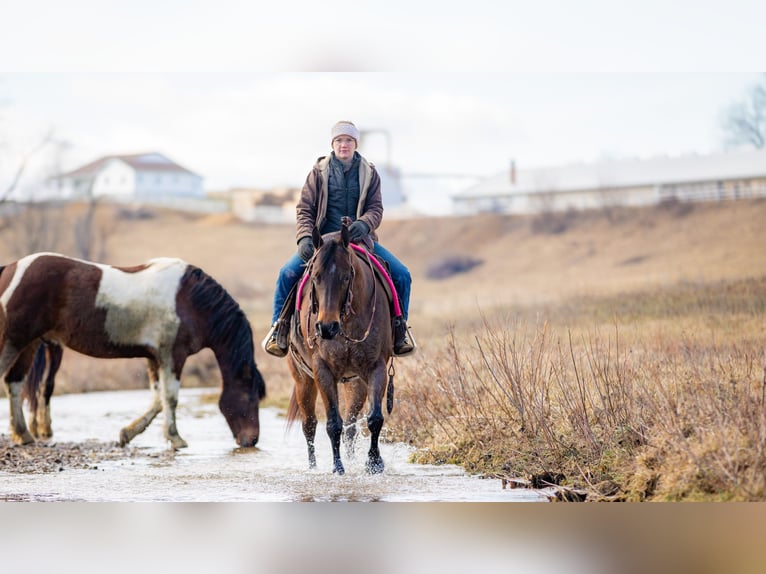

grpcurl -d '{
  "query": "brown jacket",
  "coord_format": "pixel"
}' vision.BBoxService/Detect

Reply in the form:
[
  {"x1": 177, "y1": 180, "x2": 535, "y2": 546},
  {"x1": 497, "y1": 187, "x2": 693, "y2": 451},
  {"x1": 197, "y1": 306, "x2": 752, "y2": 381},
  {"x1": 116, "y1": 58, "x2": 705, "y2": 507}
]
[{"x1": 295, "y1": 153, "x2": 383, "y2": 251}]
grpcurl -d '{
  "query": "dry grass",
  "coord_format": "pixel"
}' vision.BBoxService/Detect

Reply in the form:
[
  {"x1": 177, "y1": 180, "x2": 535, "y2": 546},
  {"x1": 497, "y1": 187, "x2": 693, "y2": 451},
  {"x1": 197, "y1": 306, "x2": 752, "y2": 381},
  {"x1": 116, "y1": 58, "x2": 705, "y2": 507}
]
[
  {"x1": 2, "y1": 198, "x2": 766, "y2": 500},
  {"x1": 389, "y1": 278, "x2": 766, "y2": 501}
]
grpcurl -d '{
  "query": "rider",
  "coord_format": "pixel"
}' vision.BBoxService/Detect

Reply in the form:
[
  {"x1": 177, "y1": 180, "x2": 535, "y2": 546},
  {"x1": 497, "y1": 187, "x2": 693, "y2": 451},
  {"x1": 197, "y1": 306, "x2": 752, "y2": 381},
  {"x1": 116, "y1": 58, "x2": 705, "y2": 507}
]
[{"x1": 262, "y1": 120, "x2": 415, "y2": 358}]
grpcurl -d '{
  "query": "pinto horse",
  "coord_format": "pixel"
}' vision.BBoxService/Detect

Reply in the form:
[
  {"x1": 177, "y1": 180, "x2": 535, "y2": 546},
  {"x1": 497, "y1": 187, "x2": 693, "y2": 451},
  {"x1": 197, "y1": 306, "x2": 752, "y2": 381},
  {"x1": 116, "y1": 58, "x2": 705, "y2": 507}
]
[
  {"x1": 0, "y1": 252, "x2": 265, "y2": 449},
  {"x1": 286, "y1": 224, "x2": 394, "y2": 475}
]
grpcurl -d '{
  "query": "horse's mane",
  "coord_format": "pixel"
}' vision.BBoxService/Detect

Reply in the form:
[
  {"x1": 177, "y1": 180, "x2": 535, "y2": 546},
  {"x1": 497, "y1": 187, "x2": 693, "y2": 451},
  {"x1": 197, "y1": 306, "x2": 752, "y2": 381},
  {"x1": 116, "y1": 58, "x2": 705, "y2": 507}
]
[{"x1": 182, "y1": 265, "x2": 265, "y2": 397}]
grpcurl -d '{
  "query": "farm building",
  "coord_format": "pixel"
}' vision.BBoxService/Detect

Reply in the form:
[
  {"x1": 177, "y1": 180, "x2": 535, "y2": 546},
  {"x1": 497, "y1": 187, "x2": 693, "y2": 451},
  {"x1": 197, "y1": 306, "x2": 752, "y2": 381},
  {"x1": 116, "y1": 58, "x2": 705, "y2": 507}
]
[
  {"x1": 452, "y1": 148, "x2": 766, "y2": 215},
  {"x1": 49, "y1": 152, "x2": 204, "y2": 202}
]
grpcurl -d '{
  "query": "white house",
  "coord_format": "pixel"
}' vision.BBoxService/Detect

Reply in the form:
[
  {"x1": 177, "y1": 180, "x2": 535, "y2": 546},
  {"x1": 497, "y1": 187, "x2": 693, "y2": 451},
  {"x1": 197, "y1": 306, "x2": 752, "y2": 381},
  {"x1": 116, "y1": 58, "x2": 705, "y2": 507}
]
[
  {"x1": 453, "y1": 148, "x2": 766, "y2": 216},
  {"x1": 50, "y1": 152, "x2": 203, "y2": 201}
]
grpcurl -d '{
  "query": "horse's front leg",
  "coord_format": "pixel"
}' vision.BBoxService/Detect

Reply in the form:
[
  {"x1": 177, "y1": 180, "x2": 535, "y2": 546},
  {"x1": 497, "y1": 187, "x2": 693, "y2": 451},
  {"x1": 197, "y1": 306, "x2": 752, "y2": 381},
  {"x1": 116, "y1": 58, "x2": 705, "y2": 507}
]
[
  {"x1": 119, "y1": 361, "x2": 164, "y2": 446},
  {"x1": 315, "y1": 361, "x2": 344, "y2": 475},
  {"x1": 158, "y1": 363, "x2": 187, "y2": 449},
  {"x1": 365, "y1": 360, "x2": 388, "y2": 474},
  {"x1": 2, "y1": 344, "x2": 37, "y2": 445},
  {"x1": 342, "y1": 379, "x2": 367, "y2": 459},
  {"x1": 290, "y1": 363, "x2": 319, "y2": 468}
]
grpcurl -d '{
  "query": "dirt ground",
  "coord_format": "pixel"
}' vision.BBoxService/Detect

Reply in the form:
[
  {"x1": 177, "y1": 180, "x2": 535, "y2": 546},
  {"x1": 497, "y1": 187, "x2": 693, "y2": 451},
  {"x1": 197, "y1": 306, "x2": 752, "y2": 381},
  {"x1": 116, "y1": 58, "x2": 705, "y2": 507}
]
[{"x1": 0, "y1": 436, "x2": 141, "y2": 475}]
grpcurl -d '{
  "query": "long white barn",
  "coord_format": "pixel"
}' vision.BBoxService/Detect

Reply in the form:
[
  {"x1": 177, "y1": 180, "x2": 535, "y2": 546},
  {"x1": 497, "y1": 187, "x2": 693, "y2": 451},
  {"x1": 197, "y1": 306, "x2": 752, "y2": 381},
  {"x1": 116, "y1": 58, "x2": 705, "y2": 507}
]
[{"x1": 453, "y1": 148, "x2": 766, "y2": 215}]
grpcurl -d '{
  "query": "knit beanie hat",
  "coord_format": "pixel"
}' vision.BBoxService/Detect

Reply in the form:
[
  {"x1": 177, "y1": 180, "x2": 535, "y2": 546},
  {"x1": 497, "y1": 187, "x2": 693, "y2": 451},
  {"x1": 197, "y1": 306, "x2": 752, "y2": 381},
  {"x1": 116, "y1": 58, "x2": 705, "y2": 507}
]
[{"x1": 331, "y1": 121, "x2": 360, "y2": 144}]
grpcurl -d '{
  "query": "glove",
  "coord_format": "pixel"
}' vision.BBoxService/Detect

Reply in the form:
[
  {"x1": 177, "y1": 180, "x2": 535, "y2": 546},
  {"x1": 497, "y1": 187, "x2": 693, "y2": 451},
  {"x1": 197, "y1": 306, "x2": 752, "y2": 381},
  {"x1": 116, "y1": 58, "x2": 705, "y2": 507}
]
[
  {"x1": 348, "y1": 220, "x2": 370, "y2": 242},
  {"x1": 297, "y1": 236, "x2": 315, "y2": 262}
]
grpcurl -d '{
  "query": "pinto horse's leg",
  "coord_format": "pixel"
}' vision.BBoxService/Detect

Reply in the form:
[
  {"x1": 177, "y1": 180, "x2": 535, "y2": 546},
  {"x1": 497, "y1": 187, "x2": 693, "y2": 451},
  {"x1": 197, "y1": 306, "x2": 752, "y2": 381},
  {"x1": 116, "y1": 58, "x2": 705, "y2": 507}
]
[
  {"x1": 31, "y1": 342, "x2": 62, "y2": 439},
  {"x1": 314, "y1": 361, "x2": 344, "y2": 475},
  {"x1": 1, "y1": 344, "x2": 37, "y2": 445},
  {"x1": 119, "y1": 360, "x2": 163, "y2": 446},
  {"x1": 158, "y1": 362, "x2": 187, "y2": 450},
  {"x1": 38, "y1": 342, "x2": 63, "y2": 439},
  {"x1": 342, "y1": 380, "x2": 367, "y2": 459},
  {"x1": 365, "y1": 360, "x2": 388, "y2": 474}
]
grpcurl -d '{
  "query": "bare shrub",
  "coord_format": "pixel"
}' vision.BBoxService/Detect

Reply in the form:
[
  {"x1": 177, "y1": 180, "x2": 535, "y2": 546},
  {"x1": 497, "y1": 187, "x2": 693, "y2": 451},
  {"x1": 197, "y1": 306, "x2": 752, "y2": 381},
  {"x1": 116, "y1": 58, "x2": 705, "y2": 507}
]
[{"x1": 393, "y1": 278, "x2": 766, "y2": 500}]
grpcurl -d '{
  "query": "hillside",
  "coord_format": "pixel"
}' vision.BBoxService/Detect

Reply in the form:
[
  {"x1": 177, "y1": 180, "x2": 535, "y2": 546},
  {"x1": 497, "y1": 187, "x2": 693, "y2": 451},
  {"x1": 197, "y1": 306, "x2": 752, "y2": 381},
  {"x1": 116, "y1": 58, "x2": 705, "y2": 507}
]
[
  {"x1": 2, "y1": 198, "x2": 765, "y2": 396},
  {"x1": 3, "y1": 198, "x2": 765, "y2": 332}
]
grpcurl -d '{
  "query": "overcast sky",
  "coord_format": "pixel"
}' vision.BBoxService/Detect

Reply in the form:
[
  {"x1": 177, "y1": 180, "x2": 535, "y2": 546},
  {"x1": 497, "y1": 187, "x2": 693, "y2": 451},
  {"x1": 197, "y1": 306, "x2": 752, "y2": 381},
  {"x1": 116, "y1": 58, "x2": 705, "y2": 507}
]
[{"x1": 1, "y1": 2, "x2": 764, "y2": 212}]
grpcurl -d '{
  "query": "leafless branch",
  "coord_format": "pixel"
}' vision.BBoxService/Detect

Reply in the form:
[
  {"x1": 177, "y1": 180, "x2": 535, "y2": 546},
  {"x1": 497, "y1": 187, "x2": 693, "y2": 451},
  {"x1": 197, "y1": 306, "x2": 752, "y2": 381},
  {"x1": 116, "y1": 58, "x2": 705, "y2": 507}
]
[{"x1": 1, "y1": 128, "x2": 54, "y2": 203}]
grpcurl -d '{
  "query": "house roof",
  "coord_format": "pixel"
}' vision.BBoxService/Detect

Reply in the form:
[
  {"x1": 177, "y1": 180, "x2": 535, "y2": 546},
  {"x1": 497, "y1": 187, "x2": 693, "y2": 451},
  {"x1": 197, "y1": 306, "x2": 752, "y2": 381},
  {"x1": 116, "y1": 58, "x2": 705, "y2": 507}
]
[
  {"x1": 58, "y1": 152, "x2": 199, "y2": 178},
  {"x1": 454, "y1": 148, "x2": 766, "y2": 199}
]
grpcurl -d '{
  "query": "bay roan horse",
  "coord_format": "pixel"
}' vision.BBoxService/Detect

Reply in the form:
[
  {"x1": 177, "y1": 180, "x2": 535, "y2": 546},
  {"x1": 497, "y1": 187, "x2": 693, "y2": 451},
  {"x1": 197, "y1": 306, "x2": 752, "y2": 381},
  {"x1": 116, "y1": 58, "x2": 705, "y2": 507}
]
[
  {"x1": 287, "y1": 224, "x2": 394, "y2": 475},
  {"x1": 0, "y1": 252, "x2": 265, "y2": 449}
]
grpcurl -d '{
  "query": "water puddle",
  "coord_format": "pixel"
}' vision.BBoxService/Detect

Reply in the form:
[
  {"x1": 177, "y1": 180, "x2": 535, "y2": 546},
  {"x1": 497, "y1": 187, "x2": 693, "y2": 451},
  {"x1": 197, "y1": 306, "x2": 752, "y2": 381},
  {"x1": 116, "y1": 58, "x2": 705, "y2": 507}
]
[{"x1": 1, "y1": 388, "x2": 547, "y2": 502}]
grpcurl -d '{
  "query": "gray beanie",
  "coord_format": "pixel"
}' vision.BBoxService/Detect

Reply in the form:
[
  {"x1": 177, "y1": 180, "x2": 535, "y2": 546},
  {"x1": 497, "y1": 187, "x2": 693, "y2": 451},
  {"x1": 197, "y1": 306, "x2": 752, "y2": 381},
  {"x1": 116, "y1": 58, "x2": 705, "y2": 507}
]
[{"x1": 331, "y1": 120, "x2": 360, "y2": 144}]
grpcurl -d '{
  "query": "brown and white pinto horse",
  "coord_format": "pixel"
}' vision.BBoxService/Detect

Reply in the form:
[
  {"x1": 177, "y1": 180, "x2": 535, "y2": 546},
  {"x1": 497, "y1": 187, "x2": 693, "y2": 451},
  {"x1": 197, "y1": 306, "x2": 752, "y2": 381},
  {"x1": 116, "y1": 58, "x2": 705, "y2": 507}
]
[
  {"x1": 0, "y1": 253, "x2": 265, "y2": 449},
  {"x1": 286, "y1": 224, "x2": 394, "y2": 475}
]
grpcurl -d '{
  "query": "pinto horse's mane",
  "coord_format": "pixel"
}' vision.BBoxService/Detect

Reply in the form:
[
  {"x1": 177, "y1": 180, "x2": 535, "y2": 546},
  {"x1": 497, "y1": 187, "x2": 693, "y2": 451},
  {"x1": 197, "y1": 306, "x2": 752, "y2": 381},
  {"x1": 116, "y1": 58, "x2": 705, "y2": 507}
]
[{"x1": 182, "y1": 265, "x2": 264, "y2": 398}]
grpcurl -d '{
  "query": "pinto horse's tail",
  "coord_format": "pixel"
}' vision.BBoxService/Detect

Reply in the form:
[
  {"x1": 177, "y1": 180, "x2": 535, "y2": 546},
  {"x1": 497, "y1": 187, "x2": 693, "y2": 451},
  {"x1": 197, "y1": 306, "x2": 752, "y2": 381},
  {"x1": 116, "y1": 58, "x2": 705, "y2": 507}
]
[
  {"x1": 22, "y1": 342, "x2": 62, "y2": 411},
  {"x1": 22, "y1": 343, "x2": 49, "y2": 410}
]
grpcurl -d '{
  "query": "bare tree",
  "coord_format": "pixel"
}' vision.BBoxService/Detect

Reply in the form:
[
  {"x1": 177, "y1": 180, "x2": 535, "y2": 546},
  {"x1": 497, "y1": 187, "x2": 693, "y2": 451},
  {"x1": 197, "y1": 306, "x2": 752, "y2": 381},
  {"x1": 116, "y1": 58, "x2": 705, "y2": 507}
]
[
  {"x1": 1, "y1": 130, "x2": 54, "y2": 203},
  {"x1": 722, "y1": 74, "x2": 766, "y2": 149}
]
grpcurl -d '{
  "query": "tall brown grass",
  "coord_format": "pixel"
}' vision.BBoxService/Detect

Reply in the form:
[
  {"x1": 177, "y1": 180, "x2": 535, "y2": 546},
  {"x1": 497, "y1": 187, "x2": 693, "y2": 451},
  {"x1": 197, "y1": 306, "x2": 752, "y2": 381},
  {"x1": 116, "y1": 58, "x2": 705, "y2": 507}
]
[{"x1": 390, "y1": 278, "x2": 766, "y2": 501}]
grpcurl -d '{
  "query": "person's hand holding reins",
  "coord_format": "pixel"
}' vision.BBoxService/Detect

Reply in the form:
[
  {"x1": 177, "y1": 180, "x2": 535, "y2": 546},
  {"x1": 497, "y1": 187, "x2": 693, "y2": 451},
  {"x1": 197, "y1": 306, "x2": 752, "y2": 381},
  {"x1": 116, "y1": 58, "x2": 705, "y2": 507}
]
[
  {"x1": 298, "y1": 236, "x2": 314, "y2": 262},
  {"x1": 348, "y1": 220, "x2": 370, "y2": 242}
]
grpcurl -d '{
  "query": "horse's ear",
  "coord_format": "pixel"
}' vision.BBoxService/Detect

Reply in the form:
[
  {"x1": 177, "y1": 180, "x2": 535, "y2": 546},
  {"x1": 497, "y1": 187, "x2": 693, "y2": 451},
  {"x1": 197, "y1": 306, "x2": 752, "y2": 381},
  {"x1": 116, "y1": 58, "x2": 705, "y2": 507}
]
[
  {"x1": 312, "y1": 227, "x2": 323, "y2": 249},
  {"x1": 340, "y1": 224, "x2": 349, "y2": 248}
]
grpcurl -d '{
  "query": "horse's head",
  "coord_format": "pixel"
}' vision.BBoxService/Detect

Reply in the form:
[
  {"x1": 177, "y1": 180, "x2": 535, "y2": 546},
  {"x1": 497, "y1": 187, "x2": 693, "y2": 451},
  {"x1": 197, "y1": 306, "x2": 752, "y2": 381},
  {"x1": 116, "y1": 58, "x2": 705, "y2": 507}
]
[
  {"x1": 219, "y1": 358, "x2": 266, "y2": 447},
  {"x1": 310, "y1": 224, "x2": 353, "y2": 341}
]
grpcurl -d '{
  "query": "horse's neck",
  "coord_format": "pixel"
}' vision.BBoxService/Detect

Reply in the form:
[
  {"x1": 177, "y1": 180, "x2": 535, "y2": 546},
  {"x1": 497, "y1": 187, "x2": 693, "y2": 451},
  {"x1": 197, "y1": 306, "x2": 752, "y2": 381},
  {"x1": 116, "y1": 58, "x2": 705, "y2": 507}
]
[{"x1": 205, "y1": 314, "x2": 252, "y2": 373}]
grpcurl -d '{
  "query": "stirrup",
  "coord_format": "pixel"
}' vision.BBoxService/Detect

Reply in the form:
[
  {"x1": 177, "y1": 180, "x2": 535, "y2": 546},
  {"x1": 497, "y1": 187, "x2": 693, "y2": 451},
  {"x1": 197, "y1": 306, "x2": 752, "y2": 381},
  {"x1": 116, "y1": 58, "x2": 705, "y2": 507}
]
[
  {"x1": 393, "y1": 318, "x2": 416, "y2": 357},
  {"x1": 261, "y1": 321, "x2": 288, "y2": 357}
]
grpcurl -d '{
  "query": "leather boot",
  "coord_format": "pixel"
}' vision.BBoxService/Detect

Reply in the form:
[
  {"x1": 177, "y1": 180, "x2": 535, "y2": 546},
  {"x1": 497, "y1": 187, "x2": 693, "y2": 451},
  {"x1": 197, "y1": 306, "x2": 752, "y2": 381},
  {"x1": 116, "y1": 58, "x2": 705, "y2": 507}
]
[
  {"x1": 261, "y1": 320, "x2": 288, "y2": 357},
  {"x1": 392, "y1": 317, "x2": 416, "y2": 356}
]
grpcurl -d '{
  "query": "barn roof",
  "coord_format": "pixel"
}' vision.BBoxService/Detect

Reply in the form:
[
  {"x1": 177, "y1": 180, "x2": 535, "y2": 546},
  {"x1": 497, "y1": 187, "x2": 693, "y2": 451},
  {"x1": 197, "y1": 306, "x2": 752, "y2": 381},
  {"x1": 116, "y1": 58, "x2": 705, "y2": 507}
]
[{"x1": 58, "y1": 152, "x2": 199, "y2": 178}]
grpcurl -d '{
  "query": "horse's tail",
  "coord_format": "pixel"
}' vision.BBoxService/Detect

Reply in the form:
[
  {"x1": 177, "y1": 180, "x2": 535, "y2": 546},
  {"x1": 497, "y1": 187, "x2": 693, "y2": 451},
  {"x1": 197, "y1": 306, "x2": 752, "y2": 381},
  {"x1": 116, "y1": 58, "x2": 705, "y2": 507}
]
[
  {"x1": 23, "y1": 343, "x2": 49, "y2": 410},
  {"x1": 22, "y1": 342, "x2": 62, "y2": 410},
  {"x1": 285, "y1": 388, "x2": 301, "y2": 429}
]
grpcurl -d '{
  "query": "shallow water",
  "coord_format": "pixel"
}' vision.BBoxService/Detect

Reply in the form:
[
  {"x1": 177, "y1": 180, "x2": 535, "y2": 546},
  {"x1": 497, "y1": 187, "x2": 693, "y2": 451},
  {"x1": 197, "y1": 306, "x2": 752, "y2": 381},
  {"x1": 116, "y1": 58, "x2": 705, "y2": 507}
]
[{"x1": 0, "y1": 388, "x2": 547, "y2": 502}]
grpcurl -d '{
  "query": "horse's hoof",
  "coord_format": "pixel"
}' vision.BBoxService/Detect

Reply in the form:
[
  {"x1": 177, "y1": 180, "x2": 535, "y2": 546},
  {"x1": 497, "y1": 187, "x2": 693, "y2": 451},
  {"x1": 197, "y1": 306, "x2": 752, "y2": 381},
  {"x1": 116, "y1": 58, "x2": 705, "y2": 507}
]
[
  {"x1": 12, "y1": 431, "x2": 36, "y2": 445},
  {"x1": 118, "y1": 429, "x2": 131, "y2": 447},
  {"x1": 333, "y1": 463, "x2": 345, "y2": 475},
  {"x1": 169, "y1": 436, "x2": 189, "y2": 449},
  {"x1": 366, "y1": 458, "x2": 385, "y2": 474}
]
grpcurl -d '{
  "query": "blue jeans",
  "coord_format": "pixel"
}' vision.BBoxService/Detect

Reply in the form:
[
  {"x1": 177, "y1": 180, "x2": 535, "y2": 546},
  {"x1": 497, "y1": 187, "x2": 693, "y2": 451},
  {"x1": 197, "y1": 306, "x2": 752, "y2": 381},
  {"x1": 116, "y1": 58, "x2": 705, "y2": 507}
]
[{"x1": 271, "y1": 243, "x2": 411, "y2": 323}]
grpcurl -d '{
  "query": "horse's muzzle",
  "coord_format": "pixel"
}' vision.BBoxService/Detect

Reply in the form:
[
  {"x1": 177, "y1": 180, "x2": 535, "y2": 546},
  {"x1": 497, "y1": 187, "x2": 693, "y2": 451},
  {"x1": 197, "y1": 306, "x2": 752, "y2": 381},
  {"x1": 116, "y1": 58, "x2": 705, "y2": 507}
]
[
  {"x1": 316, "y1": 320, "x2": 340, "y2": 340},
  {"x1": 238, "y1": 432, "x2": 259, "y2": 448}
]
